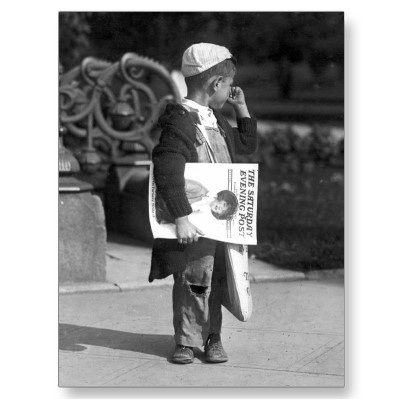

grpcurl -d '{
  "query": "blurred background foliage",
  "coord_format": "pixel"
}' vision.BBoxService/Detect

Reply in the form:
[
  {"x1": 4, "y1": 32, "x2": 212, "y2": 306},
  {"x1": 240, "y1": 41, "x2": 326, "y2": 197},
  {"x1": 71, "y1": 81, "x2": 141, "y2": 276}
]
[{"x1": 59, "y1": 12, "x2": 343, "y2": 104}]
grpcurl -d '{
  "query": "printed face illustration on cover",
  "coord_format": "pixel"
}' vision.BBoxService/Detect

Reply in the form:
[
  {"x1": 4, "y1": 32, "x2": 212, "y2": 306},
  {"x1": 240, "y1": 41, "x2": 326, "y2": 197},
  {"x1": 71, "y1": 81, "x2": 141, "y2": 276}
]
[{"x1": 186, "y1": 179, "x2": 238, "y2": 221}]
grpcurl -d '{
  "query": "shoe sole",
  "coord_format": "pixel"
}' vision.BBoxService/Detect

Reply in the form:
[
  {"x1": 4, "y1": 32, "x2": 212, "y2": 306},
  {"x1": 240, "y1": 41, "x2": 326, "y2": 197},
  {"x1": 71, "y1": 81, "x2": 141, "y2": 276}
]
[
  {"x1": 205, "y1": 357, "x2": 228, "y2": 363},
  {"x1": 171, "y1": 358, "x2": 194, "y2": 364}
]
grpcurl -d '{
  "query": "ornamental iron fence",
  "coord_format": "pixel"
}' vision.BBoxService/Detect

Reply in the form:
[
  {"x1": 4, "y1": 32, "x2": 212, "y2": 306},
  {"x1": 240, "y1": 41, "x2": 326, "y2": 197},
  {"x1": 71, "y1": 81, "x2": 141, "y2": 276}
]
[{"x1": 59, "y1": 52, "x2": 180, "y2": 187}]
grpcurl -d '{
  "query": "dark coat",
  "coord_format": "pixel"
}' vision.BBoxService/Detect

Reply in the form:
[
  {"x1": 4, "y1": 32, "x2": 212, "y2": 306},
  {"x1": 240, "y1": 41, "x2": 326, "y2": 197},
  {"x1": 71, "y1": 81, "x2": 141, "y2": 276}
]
[{"x1": 149, "y1": 102, "x2": 257, "y2": 282}]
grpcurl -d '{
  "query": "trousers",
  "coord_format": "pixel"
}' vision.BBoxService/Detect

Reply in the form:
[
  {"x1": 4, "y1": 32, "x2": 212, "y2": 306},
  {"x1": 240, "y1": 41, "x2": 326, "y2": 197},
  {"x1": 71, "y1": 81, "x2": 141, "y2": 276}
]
[{"x1": 172, "y1": 241, "x2": 228, "y2": 347}]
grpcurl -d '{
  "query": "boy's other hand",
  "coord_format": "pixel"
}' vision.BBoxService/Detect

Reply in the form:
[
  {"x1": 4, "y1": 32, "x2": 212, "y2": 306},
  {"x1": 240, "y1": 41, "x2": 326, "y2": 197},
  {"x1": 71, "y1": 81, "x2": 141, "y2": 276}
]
[
  {"x1": 175, "y1": 216, "x2": 204, "y2": 244},
  {"x1": 226, "y1": 86, "x2": 250, "y2": 118}
]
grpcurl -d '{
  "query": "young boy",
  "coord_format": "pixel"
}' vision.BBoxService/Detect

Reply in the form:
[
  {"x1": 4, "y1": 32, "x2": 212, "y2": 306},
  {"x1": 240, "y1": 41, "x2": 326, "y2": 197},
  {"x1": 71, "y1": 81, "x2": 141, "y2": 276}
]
[{"x1": 149, "y1": 43, "x2": 257, "y2": 363}]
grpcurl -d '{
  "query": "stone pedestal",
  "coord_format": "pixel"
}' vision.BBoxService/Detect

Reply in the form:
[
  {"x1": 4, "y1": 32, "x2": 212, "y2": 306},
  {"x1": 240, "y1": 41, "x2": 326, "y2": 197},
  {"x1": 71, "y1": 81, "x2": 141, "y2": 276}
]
[{"x1": 59, "y1": 192, "x2": 107, "y2": 283}]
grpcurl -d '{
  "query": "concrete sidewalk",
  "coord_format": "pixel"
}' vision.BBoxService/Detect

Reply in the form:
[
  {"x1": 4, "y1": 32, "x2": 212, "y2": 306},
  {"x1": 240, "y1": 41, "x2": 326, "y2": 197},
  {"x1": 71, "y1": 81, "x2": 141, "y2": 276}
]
[
  {"x1": 59, "y1": 232, "x2": 342, "y2": 294},
  {"x1": 59, "y1": 279, "x2": 344, "y2": 387},
  {"x1": 59, "y1": 233, "x2": 344, "y2": 387}
]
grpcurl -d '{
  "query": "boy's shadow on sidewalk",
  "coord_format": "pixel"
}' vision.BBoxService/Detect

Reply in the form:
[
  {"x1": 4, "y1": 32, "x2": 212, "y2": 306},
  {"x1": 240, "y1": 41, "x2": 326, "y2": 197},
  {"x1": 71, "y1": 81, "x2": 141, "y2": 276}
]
[{"x1": 59, "y1": 323, "x2": 175, "y2": 360}]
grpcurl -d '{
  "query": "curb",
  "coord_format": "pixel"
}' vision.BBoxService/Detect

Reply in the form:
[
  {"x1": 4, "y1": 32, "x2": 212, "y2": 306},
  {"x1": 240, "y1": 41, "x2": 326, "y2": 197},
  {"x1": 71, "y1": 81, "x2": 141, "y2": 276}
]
[
  {"x1": 58, "y1": 268, "x2": 344, "y2": 295},
  {"x1": 59, "y1": 279, "x2": 174, "y2": 295},
  {"x1": 250, "y1": 271, "x2": 305, "y2": 283},
  {"x1": 59, "y1": 275, "x2": 305, "y2": 295},
  {"x1": 305, "y1": 269, "x2": 344, "y2": 280}
]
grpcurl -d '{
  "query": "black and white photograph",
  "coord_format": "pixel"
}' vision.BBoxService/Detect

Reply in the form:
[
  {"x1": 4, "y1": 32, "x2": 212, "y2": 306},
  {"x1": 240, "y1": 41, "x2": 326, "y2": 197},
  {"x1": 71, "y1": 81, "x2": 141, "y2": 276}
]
[
  {"x1": 58, "y1": 11, "x2": 344, "y2": 388},
  {"x1": 7, "y1": 2, "x2": 400, "y2": 398}
]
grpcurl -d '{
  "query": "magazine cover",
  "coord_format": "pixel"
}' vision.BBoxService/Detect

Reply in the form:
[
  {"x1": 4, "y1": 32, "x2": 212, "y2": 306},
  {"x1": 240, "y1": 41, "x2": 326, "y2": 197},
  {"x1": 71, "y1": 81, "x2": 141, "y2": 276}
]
[{"x1": 149, "y1": 163, "x2": 258, "y2": 245}]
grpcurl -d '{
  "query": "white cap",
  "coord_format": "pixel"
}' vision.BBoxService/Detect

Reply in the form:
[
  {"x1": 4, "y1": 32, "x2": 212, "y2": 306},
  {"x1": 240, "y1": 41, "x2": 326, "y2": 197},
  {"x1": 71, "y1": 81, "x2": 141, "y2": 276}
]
[{"x1": 181, "y1": 43, "x2": 236, "y2": 77}]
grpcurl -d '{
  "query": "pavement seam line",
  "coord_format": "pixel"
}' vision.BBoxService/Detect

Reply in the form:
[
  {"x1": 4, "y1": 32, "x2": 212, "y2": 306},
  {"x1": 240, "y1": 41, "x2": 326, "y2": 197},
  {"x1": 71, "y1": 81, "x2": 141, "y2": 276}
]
[
  {"x1": 293, "y1": 339, "x2": 344, "y2": 372},
  {"x1": 286, "y1": 336, "x2": 342, "y2": 371},
  {"x1": 159, "y1": 360, "x2": 344, "y2": 377},
  {"x1": 222, "y1": 326, "x2": 343, "y2": 336},
  {"x1": 100, "y1": 360, "x2": 154, "y2": 386}
]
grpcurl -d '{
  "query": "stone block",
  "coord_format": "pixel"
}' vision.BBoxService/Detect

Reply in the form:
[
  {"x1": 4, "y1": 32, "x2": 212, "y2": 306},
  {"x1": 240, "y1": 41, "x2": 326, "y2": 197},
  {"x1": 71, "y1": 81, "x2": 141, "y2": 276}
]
[{"x1": 59, "y1": 192, "x2": 107, "y2": 283}]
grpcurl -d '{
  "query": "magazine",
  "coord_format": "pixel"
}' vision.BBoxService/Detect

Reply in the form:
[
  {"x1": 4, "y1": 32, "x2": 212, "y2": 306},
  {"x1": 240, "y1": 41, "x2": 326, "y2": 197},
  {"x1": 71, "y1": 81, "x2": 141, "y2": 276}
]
[{"x1": 149, "y1": 162, "x2": 258, "y2": 245}]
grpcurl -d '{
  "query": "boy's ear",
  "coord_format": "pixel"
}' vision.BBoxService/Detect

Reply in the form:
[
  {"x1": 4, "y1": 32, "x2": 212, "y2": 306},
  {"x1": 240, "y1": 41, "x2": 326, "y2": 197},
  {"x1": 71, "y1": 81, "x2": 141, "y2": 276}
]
[{"x1": 211, "y1": 76, "x2": 224, "y2": 91}]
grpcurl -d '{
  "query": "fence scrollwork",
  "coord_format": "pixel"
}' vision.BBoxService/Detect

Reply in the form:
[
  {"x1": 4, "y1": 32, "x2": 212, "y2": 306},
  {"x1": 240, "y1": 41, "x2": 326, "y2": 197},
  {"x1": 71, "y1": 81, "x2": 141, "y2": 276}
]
[{"x1": 59, "y1": 52, "x2": 181, "y2": 174}]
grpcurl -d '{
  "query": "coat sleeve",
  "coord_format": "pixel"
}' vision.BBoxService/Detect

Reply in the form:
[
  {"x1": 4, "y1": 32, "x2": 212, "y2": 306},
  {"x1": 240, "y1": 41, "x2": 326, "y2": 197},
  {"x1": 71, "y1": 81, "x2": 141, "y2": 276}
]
[
  {"x1": 231, "y1": 117, "x2": 258, "y2": 155},
  {"x1": 214, "y1": 110, "x2": 258, "y2": 156}
]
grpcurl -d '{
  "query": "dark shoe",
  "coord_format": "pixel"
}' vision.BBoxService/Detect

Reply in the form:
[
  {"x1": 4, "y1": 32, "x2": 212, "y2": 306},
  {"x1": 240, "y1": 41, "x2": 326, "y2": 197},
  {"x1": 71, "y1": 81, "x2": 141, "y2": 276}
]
[
  {"x1": 204, "y1": 333, "x2": 228, "y2": 363},
  {"x1": 171, "y1": 344, "x2": 194, "y2": 364}
]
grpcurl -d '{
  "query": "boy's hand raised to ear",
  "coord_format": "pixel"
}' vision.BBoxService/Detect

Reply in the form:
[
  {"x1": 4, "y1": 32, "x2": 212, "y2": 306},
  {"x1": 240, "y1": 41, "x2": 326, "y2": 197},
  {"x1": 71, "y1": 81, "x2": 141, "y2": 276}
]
[
  {"x1": 175, "y1": 216, "x2": 205, "y2": 244},
  {"x1": 226, "y1": 86, "x2": 250, "y2": 118}
]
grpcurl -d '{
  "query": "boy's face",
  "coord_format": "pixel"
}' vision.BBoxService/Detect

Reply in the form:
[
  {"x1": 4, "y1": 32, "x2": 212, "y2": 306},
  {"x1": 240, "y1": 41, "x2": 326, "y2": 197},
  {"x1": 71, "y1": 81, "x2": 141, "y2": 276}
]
[
  {"x1": 210, "y1": 198, "x2": 229, "y2": 216},
  {"x1": 209, "y1": 75, "x2": 234, "y2": 109}
]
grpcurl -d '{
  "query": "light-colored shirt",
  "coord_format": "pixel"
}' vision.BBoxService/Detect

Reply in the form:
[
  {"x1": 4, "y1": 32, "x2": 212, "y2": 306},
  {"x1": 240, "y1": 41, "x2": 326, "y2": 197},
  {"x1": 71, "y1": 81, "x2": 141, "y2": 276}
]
[{"x1": 182, "y1": 98, "x2": 218, "y2": 129}]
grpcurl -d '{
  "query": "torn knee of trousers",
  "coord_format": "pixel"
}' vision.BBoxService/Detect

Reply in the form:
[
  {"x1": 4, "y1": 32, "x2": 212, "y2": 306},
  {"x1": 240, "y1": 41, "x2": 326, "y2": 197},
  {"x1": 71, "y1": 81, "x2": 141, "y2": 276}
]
[{"x1": 189, "y1": 284, "x2": 208, "y2": 295}]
